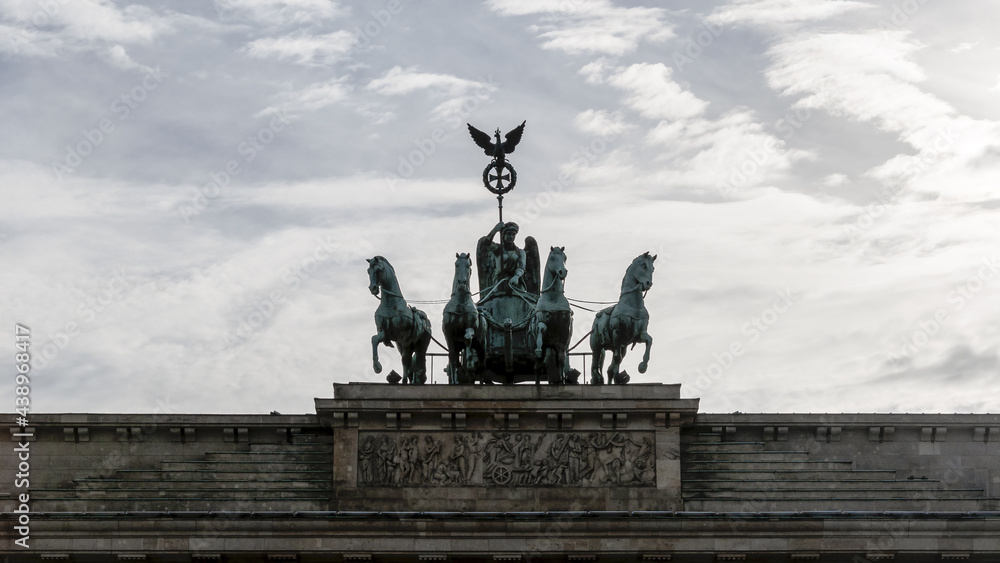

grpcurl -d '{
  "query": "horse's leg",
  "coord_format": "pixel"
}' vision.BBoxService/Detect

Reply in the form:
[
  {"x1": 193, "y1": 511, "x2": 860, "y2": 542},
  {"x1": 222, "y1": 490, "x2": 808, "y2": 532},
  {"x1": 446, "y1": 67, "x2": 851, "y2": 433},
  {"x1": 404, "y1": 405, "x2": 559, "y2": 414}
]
[
  {"x1": 535, "y1": 320, "x2": 547, "y2": 359},
  {"x1": 638, "y1": 327, "x2": 652, "y2": 374},
  {"x1": 606, "y1": 327, "x2": 621, "y2": 384},
  {"x1": 609, "y1": 344, "x2": 625, "y2": 385},
  {"x1": 463, "y1": 327, "x2": 476, "y2": 384},
  {"x1": 590, "y1": 331, "x2": 604, "y2": 385},
  {"x1": 399, "y1": 342, "x2": 413, "y2": 384},
  {"x1": 534, "y1": 341, "x2": 545, "y2": 385},
  {"x1": 414, "y1": 335, "x2": 429, "y2": 385},
  {"x1": 471, "y1": 322, "x2": 486, "y2": 385},
  {"x1": 449, "y1": 331, "x2": 463, "y2": 385},
  {"x1": 550, "y1": 347, "x2": 563, "y2": 385},
  {"x1": 371, "y1": 329, "x2": 385, "y2": 374}
]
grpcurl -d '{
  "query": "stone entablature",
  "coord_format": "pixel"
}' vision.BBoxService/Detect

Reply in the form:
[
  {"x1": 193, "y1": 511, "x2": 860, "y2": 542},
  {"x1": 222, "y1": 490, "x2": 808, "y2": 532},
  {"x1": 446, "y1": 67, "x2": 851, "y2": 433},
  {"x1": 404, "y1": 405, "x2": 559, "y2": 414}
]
[
  {"x1": 357, "y1": 431, "x2": 655, "y2": 487},
  {"x1": 315, "y1": 383, "x2": 698, "y2": 512},
  {"x1": 3, "y1": 385, "x2": 1000, "y2": 561}
]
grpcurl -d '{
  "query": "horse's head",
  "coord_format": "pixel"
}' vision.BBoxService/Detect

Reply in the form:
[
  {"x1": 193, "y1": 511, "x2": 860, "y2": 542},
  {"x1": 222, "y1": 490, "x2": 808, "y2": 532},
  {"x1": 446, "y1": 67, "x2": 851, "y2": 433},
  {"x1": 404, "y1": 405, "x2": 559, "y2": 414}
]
[
  {"x1": 367, "y1": 256, "x2": 393, "y2": 297},
  {"x1": 453, "y1": 252, "x2": 473, "y2": 293},
  {"x1": 624, "y1": 251, "x2": 656, "y2": 294},
  {"x1": 547, "y1": 246, "x2": 568, "y2": 280},
  {"x1": 366, "y1": 257, "x2": 381, "y2": 296}
]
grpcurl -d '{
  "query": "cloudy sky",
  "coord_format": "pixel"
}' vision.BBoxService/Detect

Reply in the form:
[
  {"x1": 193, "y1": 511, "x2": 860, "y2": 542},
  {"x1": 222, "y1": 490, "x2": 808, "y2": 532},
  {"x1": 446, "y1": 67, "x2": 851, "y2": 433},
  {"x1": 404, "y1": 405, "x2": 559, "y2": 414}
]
[{"x1": 3, "y1": 0, "x2": 1000, "y2": 415}]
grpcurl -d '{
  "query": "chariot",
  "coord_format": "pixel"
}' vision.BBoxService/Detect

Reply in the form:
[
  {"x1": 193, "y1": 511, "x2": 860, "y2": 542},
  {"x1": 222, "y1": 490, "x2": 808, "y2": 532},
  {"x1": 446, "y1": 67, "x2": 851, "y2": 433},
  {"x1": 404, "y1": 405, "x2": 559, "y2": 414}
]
[{"x1": 368, "y1": 120, "x2": 654, "y2": 386}]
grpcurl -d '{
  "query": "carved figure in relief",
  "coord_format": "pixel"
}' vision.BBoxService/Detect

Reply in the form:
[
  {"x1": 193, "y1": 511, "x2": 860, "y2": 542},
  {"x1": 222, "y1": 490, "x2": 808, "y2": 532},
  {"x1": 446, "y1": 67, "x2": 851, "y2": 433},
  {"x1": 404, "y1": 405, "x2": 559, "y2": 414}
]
[
  {"x1": 422, "y1": 435, "x2": 442, "y2": 482},
  {"x1": 634, "y1": 437, "x2": 655, "y2": 484},
  {"x1": 586, "y1": 433, "x2": 615, "y2": 485},
  {"x1": 403, "y1": 435, "x2": 421, "y2": 483},
  {"x1": 514, "y1": 433, "x2": 537, "y2": 471},
  {"x1": 566, "y1": 434, "x2": 583, "y2": 484},
  {"x1": 467, "y1": 432, "x2": 482, "y2": 482},
  {"x1": 451, "y1": 435, "x2": 470, "y2": 484},
  {"x1": 376, "y1": 435, "x2": 395, "y2": 484},
  {"x1": 358, "y1": 431, "x2": 654, "y2": 487},
  {"x1": 430, "y1": 461, "x2": 462, "y2": 485},
  {"x1": 359, "y1": 436, "x2": 377, "y2": 484},
  {"x1": 548, "y1": 434, "x2": 570, "y2": 485},
  {"x1": 484, "y1": 432, "x2": 515, "y2": 474},
  {"x1": 529, "y1": 459, "x2": 549, "y2": 484}
]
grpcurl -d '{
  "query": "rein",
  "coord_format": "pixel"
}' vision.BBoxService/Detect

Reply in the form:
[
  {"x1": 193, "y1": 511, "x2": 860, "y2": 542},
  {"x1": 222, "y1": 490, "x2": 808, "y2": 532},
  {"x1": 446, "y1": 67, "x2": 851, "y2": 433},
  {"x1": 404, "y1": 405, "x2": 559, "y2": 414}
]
[
  {"x1": 373, "y1": 285, "x2": 404, "y2": 301},
  {"x1": 539, "y1": 275, "x2": 564, "y2": 294}
]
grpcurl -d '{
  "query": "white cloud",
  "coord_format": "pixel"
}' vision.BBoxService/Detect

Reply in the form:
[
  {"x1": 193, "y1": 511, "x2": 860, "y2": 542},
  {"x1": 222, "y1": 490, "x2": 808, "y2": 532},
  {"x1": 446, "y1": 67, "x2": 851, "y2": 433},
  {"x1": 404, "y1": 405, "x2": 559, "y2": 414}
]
[
  {"x1": 607, "y1": 63, "x2": 708, "y2": 121},
  {"x1": 950, "y1": 41, "x2": 976, "y2": 53},
  {"x1": 823, "y1": 173, "x2": 849, "y2": 187},
  {"x1": 243, "y1": 30, "x2": 356, "y2": 65},
  {"x1": 767, "y1": 32, "x2": 945, "y2": 142},
  {"x1": 708, "y1": 0, "x2": 871, "y2": 28},
  {"x1": 6, "y1": 0, "x2": 1000, "y2": 417},
  {"x1": 578, "y1": 58, "x2": 609, "y2": 84},
  {"x1": 573, "y1": 109, "x2": 632, "y2": 136},
  {"x1": 764, "y1": 30, "x2": 1000, "y2": 200},
  {"x1": 0, "y1": 0, "x2": 166, "y2": 48},
  {"x1": 216, "y1": 0, "x2": 345, "y2": 26},
  {"x1": 487, "y1": 0, "x2": 673, "y2": 56},
  {"x1": 644, "y1": 109, "x2": 811, "y2": 195},
  {"x1": 101, "y1": 44, "x2": 153, "y2": 72},
  {"x1": 256, "y1": 77, "x2": 350, "y2": 116},
  {"x1": 367, "y1": 66, "x2": 481, "y2": 97}
]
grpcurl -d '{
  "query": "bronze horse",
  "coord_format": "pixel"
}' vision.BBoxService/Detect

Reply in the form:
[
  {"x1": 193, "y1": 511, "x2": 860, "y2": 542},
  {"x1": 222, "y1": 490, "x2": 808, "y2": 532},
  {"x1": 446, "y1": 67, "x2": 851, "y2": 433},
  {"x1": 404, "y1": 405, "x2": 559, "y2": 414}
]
[
  {"x1": 532, "y1": 246, "x2": 573, "y2": 384},
  {"x1": 590, "y1": 252, "x2": 655, "y2": 385},
  {"x1": 442, "y1": 253, "x2": 484, "y2": 384},
  {"x1": 367, "y1": 256, "x2": 432, "y2": 384}
]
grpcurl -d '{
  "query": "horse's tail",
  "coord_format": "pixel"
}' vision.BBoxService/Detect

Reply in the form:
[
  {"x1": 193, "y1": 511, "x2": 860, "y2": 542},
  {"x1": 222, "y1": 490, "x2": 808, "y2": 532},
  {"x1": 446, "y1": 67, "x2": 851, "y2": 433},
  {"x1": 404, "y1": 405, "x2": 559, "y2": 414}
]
[
  {"x1": 410, "y1": 306, "x2": 432, "y2": 339},
  {"x1": 590, "y1": 305, "x2": 615, "y2": 349}
]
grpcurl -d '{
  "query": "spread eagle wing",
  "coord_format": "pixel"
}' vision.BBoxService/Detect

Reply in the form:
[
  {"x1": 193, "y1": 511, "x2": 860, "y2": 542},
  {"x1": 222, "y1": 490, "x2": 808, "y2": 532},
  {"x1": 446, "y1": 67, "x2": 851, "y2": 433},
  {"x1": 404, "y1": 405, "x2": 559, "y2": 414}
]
[
  {"x1": 467, "y1": 123, "x2": 495, "y2": 156},
  {"x1": 502, "y1": 120, "x2": 526, "y2": 154},
  {"x1": 475, "y1": 235, "x2": 494, "y2": 294},
  {"x1": 523, "y1": 235, "x2": 541, "y2": 296}
]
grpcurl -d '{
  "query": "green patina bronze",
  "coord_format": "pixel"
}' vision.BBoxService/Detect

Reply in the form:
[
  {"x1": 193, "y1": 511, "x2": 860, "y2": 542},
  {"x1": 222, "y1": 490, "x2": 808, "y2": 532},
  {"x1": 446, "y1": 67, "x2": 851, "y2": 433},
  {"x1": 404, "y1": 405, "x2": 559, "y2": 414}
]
[
  {"x1": 368, "y1": 120, "x2": 657, "y2": 385},
  {"x1": 367, "y1": 256, "x2": 432, "y2": 385}
]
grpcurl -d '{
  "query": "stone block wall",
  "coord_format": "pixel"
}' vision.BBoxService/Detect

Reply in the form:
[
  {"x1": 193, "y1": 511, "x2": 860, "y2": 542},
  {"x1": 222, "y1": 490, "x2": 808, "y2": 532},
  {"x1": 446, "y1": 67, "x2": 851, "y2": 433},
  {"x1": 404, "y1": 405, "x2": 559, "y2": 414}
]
[
  {"x1": 1, "y1": 413, "x2": 329, "y2": 513},
  {"x1": 683, "y1": 413, "x2": 1000, "y2": 512}
]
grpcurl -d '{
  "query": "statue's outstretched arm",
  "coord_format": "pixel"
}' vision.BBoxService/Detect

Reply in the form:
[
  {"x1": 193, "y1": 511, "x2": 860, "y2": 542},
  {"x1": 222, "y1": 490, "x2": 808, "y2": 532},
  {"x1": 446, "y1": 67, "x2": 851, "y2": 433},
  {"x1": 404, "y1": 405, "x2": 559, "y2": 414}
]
[{"x1": 486, "y1": 221, "x2": 504, "y2": 241}]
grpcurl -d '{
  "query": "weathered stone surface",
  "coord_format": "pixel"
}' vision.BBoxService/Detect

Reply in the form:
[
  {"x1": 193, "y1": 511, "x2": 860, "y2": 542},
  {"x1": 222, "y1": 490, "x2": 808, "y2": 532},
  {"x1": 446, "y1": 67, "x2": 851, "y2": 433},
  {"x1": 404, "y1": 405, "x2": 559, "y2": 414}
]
[{"x1": 3, "y1": 386, "x2": 1000, "y2": 562}]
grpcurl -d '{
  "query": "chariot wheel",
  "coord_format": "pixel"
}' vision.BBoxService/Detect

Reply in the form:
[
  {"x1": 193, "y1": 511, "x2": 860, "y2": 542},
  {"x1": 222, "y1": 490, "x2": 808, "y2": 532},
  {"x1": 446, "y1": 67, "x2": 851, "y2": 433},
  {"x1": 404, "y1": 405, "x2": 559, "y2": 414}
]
[{"x1": 491, "y1": 465, "x2": 513, "y2": 485}]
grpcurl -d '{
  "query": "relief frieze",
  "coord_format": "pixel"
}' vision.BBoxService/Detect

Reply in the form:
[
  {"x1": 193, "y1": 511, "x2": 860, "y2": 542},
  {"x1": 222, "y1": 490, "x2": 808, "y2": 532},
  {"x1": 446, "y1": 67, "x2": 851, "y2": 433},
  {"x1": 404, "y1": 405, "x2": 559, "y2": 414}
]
[{"x1": 358, "y1": 431, "x2": 655, "y2": 487}]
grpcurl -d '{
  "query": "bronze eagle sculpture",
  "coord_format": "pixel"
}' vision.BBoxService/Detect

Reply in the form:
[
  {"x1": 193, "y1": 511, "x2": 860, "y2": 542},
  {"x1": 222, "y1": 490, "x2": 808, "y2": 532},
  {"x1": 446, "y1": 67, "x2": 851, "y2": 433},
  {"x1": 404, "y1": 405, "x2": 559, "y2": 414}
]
[{"x1": 467, "y1": 120, "x2": 526, "y2": 167}]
